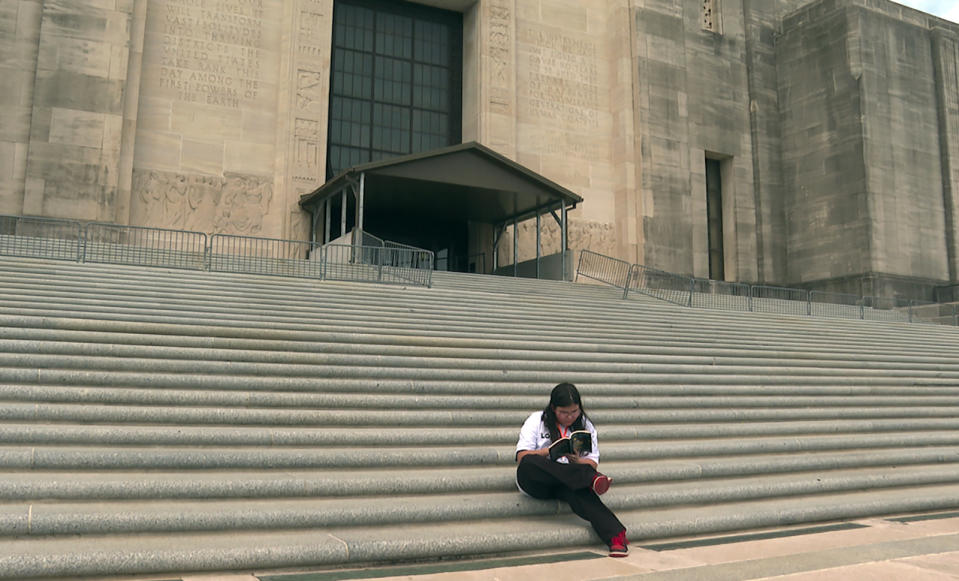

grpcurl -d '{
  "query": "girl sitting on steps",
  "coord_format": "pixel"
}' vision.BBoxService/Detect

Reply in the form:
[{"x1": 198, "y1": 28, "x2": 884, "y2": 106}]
[{"x1": 514, "y1": 382, "x2": 629, "y2": 557}]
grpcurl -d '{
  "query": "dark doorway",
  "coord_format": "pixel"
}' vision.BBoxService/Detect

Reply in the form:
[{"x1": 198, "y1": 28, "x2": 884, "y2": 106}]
[
  {"x1": 706, "y1": 156, "x2": 725, "y2": 281},
  {"x1": 364, "y1": 211, "x2": 468, "y2": 272}
]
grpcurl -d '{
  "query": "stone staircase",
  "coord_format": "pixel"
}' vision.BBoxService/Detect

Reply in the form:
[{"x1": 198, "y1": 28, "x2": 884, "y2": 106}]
[{"x1": 1, "y1": 255, "x2": 959, "y2": 579}]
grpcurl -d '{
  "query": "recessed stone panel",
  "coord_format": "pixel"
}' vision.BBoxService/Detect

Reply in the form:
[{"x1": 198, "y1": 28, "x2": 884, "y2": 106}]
[{"x1": 48, "y1": 108, "x2": 105, "y2": 148}]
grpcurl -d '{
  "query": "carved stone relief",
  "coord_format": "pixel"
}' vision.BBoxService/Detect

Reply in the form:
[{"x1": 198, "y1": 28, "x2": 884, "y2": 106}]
[
  {"x1": 284, "y1": 0, "x2": 331, "y2": 238},
  {"x1": 486, "y1": 0, "x2": 514, "y2": 117},
  {"x1": 296, "y1": 69, "x2": 326, "y2": 112},
  {"x1": 294, "y1": 118, "x2": 321, "y2": 174},
  {"x1": 497, "y1": 219, "x2": 615, "y2": 264},
  {"x1": 132, "y1": 168, "x2": 273, "y2": 235}
]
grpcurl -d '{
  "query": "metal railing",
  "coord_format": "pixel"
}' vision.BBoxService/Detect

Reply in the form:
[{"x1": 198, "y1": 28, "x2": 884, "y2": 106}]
[
  {"x1": 84, "y1": 222, "x2": 208, "y2": 270},
  {"x1": 0, "y1": 215, "x2": 434, "y2": 288},
  {"x1": 0, "y1": 215, "x2": 83, "y2": 262},
  {"x1": 689, "y1": 278, "x2": 751, "y2": 311},
  {"x1": 209, "y1": 234, "x2": 321, "y2": 278},
  {"x1": 627, "y1": 264, "x2": 696, "y2": 305},
  {"x1": 576, "y1": 249, "x2": 959, "y2": 326},
  {"x1": 324, "y1": 243, "x2": 433, "y2": 286}
]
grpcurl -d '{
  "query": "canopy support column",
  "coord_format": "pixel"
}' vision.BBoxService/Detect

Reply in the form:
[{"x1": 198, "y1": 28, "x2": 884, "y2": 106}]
[
  {"x1": 310, "y1": 204, "x2": 320, "y2": 245},
  {"x1": 492, "y1": 223, "x2": 505, "y2": 272},
  {"x1": 340, "y1": 190, "x2": 347, "y2": 239},
  {"x1": 324, "y1": 199, "x2": 332, "y2": 243},
  {"x1": 356, "y1": 172, "x2": 365, "y2": 233},
  {"x1": 548, "y1": 204, "x2": 569, "y2": 281},
  {"x1": 535, "y1": 211, "x2": 541, "y2": 279},
  {"x1": 562, "y1": 202, "x2": 568, "y2": 281},
  {"x1": 512, "y1": 217, "x2": 518, "y2": 277}
]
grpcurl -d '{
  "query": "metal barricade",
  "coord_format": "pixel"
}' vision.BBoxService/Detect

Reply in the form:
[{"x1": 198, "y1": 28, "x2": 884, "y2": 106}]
[
  {"x1": 903, "y1": 298, "x2": 945, "y2": 325},
  {"x1": 322, "y1": 243, "x2": 433, "y2": 287},
  {"x1": 627, "y1": 264, "x2": 694, "y2": 306},
  {"x1": 809, "y1": 290, "x2": 864, "y2": 320},
  {"x1": 576, "y1": 249, "x2": 632, "y2": 294},
  {"x1": 209, "y1": 234, "x2": 322, "y2": 279},
  {"x1": 82, "y1": 223, "x2": 207, "y2": 270},
  {"x1": 690, "y1": 278, "x2": 751, "y2": 311},
  {"x1": 0, "y1": 214, "x2": 83, "y2": 262},
  {"x1": 749, "y1": 285, "x2": 809, "y2": 315},
  {"x1": 861, "y1": 295, "x2": 913, "y2": 323}
]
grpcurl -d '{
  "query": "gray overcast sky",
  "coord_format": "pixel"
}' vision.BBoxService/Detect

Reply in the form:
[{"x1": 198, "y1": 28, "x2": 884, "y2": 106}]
[{"x1": 891, "y1": 0, "x2": 959, "y2": 22}]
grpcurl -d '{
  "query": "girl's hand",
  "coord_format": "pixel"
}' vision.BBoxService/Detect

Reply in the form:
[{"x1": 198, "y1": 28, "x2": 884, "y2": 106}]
[{"x1": 566, "y1": 454, "x2": 597, "y2": 469}]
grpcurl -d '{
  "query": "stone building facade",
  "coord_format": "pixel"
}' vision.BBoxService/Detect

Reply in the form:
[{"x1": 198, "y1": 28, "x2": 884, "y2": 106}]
[{"x1": 2, "y1": 0, "x2": 959, "y2": 298}]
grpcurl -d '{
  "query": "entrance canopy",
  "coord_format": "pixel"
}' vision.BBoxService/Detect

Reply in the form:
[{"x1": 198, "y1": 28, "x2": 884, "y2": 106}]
[{"x1": 299, "y1": 141, "x2": 584, "y2": 277}]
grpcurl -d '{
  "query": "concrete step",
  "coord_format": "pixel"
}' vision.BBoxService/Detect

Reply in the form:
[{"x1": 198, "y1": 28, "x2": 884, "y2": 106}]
[
  {"x1": 7, "y1": 384, "x2": 959, "y2": 410},
  {"x1": 4, "y1": 401, "x2": 959, "y2": 427},
  {"x1": 4, "y1": 318, "x2": 959, "y2": 366},
  {"x1": 5, "y1": 417, "x2": 959, "y2": 448},
  {"x1": 2, "y1": 257, "x2": 958, "y2": 346},
  {"x1": 7, "y1": 352, "x2": 959, "y2": 382},
  {"x1": 4, "y1": 452, "x2": 959, "y2": 501},
  {"x1": 2, "y1": 273, "x2": 956, "y2": 345},
  {"x1": 3, "y1": 465, "x2": 959, "y2": 539},
  {"x1": 6, "y1": 334, "x2": 959, "y2": 373},
  {"x1": 2, "y1": 484, "x2": 959, "y2": 579},
  {"x1": 3, "y1": 254, "x2": 959, "y2": 578},
  {"x1": 1, "y1": 440, "x2": 957, "y2": 471}
]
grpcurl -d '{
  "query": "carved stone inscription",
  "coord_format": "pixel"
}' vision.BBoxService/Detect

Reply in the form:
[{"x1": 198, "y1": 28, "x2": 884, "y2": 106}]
[
  {"x1": 135, "y1": 0, "x2": 281, "y2": 234},
  {"x1": 150, "y1": 0, "x2": 272, "y2": 109},
  {"x1": 519, "y1": 26, "x2": 601, "y2": 129}
]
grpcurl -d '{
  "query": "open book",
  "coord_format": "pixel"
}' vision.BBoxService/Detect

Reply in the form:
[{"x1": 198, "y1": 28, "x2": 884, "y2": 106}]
[{"x1": 548, "y1": 430, "x2": 592, "y2": 461}]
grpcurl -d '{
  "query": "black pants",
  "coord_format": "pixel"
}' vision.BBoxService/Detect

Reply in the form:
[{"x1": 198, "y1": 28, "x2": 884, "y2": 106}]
[{"x1": 516, "y1": 454, "x2": 625, "y2": 543}]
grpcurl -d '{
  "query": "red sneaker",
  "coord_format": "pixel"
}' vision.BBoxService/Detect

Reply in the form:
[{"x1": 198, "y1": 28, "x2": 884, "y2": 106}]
[
  {"x1": 592, "y1": 473, "x2": 612, "y2": 495},
  {"x1": 608, "y1": 529, "x2": 629, "y2": 557}
]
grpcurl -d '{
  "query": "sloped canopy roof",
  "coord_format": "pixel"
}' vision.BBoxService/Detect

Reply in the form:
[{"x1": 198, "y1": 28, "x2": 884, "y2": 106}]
[{"x1": 299, "y1": 141, "x2": 582, "y2": 224}]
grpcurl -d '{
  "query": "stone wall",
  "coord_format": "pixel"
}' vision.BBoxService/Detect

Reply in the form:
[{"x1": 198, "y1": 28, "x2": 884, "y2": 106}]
[
  {"x1": 0, "y1": 0, "x2": 41, "y2": 216},
  {"x1": 779, "y1": 0, "x2": 870, "y2": 284},
  {"x1": 780, "y1": 0, "x2": 959, "y2": 291},
  {"x1": 633, "y1": 0, "x2": 763, "y2": 282},
  {"x1": 131, "y1": 0, "x2": 283, "y2": 235},
  {"x1": 933, "y1": 25, "x2": 959, "y2": 282},
  {"x1": 857, "y1": 6, "x2": 949, "y2": 281},
  {"x1": 16, "y1": 1, "x2": 136, "y2": 222},
  {"x1": 4, "y1": 0, "x2": 959, "y2": 298}
]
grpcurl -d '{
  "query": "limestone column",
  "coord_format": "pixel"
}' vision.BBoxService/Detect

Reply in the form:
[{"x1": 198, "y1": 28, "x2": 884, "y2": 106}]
[{"x1": 114, "y1": 0, "x2": 148, "y2": 226}]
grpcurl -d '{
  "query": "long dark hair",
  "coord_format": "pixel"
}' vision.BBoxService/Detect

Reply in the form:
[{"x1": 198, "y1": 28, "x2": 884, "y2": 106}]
[{"x1": 542, "y1": 382, "x2": 588, "y2": 443}]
